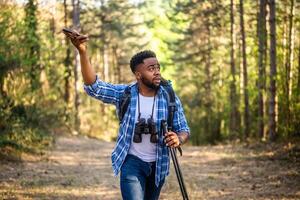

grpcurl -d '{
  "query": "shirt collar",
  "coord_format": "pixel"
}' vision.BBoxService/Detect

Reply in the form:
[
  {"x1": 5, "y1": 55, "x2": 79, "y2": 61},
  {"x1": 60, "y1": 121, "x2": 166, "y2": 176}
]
[{"x1": 132, "y1": 82, "x2": 165, "y2": 96}]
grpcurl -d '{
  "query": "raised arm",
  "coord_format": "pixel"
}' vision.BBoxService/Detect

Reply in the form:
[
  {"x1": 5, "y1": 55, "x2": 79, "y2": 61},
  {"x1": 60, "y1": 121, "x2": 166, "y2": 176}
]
[
  {"x1": 63, "y1": 29, "x2": 96, "y2": 85},
  {"x1": 63, "y1": 29, "x2": 128, "y2": 106}
]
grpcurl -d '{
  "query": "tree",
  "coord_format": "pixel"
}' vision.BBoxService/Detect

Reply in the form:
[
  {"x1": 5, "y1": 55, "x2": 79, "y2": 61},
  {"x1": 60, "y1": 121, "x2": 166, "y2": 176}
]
[
  {"x1": 268, "y1": 0, "x2": 277, "y2": 141},
  {"x1": 284, "y1": 0, "x2": 295, "y2": 134},
  {"x1": 239, "y1": 0, "x2": 249, "y2": 138},
  {"x1": 64, "y1": 0, "x2": 72, "y2": 107},
  {"x1": 298, "y1": 40, "x2": 300, "y2": 97},
  {"x1": 72, "y1": 0, "x2": 81, "y2": 132},
  {"x1": 229, "y1": 0, "x2": 241, "y2": 136},
  {"x1": 0, "y1": 3, "x2": 21, "y2": 108},
  {"x1": 257, "y1": 0, "x2": 267, "y2": 139},
  {"x1": 76, "y1": 0, "x2": 148, "y2": 136},
  {"x1": 24, "y1": 0, "x2": 40, "y2": 91},
  {"x1": 165, "y1": 0, "x2": 226, "y2": 144}
]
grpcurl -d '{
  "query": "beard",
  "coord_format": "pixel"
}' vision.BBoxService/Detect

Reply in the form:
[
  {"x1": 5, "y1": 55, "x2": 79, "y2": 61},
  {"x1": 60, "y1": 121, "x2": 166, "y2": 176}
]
[{"x1": 141, "y1": 76, "x2": 159, "y2": 90}]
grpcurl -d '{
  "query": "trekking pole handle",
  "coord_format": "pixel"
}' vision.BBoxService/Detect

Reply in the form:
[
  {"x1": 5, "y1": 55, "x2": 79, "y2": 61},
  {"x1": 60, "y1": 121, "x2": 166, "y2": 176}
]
[
  {"x1": 161, "y1": 120, "x2": 168, "y2": 134},
  {"x1": 161, "y1": 120, "x2": 183, "y2": 155}
]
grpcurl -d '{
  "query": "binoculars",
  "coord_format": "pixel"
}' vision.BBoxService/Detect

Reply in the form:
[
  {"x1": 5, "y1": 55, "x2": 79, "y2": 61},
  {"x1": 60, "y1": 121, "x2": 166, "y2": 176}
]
[{"x1": 133, "y1": 118, "x2": 158, "y2": 143}]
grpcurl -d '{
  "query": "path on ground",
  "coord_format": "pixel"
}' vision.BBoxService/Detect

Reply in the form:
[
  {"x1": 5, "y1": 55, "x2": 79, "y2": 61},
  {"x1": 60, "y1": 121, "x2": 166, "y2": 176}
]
[{"x1": 0, "y1": 134, "x2": 299, "y2": 200}]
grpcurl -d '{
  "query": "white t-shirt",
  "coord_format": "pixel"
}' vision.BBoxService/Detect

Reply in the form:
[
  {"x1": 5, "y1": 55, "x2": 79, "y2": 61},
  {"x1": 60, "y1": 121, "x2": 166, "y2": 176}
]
[{"x1": 128, "y1": 93, "x2": 157, "y2": 162}]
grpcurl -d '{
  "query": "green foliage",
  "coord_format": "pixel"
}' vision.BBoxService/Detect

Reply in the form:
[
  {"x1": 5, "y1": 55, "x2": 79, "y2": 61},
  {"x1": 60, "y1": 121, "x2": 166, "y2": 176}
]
[
  {"x1": 77, "y1": 0, "x2": 155, "y2": 139},
  {"x1": 0, "y1": 5, "x2": 23, "y2": 89},
  {"x1": 23, "y1": 0, "x2": 41, "y2": 91},
  {"x1": 0, "y1": 2, "x2": 67, "y2": 157},
  {"x1": 164, "y1": 0, "x2": 229, "y2": 144},
  {"x1": 0, "y1": 0, "x2": 299, "y2": 152},
  {"x1": 157, "y1": 0, "x2": 300, "y2": 144},
  {"x1": 0, "y1": 102, "x2": 54, "y2": 155}
]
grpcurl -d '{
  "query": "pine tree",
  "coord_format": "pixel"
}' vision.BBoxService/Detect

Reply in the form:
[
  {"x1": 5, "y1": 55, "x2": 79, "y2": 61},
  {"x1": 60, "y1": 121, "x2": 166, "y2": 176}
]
[{"x1": 268, "y1": 0, "x2": 278, "y2": 141}]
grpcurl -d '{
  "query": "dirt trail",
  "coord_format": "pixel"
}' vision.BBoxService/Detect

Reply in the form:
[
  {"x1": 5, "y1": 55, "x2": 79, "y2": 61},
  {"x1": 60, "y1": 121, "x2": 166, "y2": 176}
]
[{"x1": 0, "y1": 134, "x2": 299, "y2": 200}]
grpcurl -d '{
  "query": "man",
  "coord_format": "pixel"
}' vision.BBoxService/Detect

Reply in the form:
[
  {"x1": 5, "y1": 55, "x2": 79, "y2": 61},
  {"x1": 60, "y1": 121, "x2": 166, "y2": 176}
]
[{"x1": 64, "y1": 30, "x2": 190, "y2": 200}]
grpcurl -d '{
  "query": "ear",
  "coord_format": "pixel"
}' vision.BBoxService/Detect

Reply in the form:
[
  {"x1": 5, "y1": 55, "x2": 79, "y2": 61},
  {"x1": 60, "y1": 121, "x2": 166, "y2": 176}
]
[{"x1": 135, "y1": 71, "x2": 142, "y2": 80}]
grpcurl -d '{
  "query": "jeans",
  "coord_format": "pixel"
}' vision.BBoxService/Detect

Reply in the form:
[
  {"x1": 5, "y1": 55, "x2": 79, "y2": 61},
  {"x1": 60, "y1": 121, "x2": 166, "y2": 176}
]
[{"x1": 120, "y1": 154, "x2": 165, "y2": 200}]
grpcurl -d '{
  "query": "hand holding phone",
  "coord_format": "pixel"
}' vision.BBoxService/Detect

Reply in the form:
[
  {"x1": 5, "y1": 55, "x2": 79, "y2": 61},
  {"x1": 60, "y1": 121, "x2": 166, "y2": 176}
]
[
  {"x1": 62, "y1": 28, "x2": 88, "y2": 39},
  {"x1": 62, "y1": 28, "x2": 89, "y2": 52},
  {"x1": 62, "y1": 28, "x2": 80, "y2": 36}
]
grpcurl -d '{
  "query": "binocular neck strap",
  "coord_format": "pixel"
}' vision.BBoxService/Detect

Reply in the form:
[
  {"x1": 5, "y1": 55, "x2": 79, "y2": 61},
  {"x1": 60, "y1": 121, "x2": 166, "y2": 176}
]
[{"x1": 137, "y1": 89, "x2": 157, "y2": 121}]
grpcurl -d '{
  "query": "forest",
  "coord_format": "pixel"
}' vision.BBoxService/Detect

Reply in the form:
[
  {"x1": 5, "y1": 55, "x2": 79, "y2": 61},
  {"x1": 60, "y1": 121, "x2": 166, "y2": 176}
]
[
  {"x1": 1, "y1": 0, "x2": 300, "y2": 199},
  {"x1": 1, "y1": 0, "x2": 299, "y2": 150}
]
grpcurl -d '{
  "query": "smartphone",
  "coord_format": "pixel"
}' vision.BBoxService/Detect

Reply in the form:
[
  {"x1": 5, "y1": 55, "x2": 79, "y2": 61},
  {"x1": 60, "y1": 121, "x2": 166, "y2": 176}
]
[{"x1": 62, "y1": 28, "x2": 79, "y2": 35}]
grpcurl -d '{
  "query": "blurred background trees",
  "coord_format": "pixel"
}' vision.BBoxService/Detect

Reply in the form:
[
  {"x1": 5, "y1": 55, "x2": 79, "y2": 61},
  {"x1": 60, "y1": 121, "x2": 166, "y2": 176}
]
[{"x1": 0, "y1": 0, "x2": 299, "y2": 153}]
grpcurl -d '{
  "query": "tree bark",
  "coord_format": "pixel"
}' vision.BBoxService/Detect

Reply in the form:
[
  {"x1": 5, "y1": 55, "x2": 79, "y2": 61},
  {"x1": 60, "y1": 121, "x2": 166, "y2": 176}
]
[
  {"x1": 298, "y1": 39, "x2": 300, "y2": 95},
  {"x1": 72, "y1": 0, "x2": 81, "y2": 132},
  {"x1": 205, "y1": 21, "x2": 213, "y2": 143},
  {"x1": 257, "y1": 0, "x2": 267, "y2": 139},
  {"x1": 268, "y1": 0, "x2": 277, "y2": 141},
  {"x1": 294, "y1": 37, "x2": 300, "y2": 135},
  {"x1": 103, "y1": 44, "x2": 109, "y2": 82},
  {"x1": 284, "y1": 0, "x2": 295, "y2": 134},
  {"x1": 229, "y1": 0, "x2": 240, "y2": 136},
  {"x1": 239, "y1": 0, "x2": 249, "y2": 138},
  {"x1": 112, "y1": 45, "x2": 121, "y2": 83},
  {"x1": 64, "y1": 0, "x2": 72, "y2": 105}
]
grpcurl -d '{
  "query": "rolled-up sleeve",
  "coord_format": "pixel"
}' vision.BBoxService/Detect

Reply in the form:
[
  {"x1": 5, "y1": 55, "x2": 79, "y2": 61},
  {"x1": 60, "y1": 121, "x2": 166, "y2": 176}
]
[
  {"x1": 83, "y1": 75, "x2": 127, "y2": 106},
  {"x1": 172, "y1": 95, "x2": 190, "y2": 136}
]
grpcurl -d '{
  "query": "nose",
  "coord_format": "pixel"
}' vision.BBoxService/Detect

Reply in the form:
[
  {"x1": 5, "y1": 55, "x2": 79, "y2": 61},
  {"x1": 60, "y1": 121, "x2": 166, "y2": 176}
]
[
  {"x1": 154, "y1": 66, "x2": 160, "y2": 74},
  {"x1": 154, "y1": 69, "x2": 160, "y2": 76}
]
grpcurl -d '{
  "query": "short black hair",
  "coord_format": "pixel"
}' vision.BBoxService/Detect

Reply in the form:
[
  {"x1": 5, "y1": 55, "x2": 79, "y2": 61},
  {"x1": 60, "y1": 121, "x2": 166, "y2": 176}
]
[{"x1": 130, "y1": 50, "x2": 156, "y2": 73}]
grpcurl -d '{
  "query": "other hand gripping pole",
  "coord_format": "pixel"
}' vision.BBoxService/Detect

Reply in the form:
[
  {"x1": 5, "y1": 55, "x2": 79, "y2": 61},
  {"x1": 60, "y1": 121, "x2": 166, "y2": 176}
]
[{"x1": 162, "y1": 120, "x2": 189, "y2": 200}]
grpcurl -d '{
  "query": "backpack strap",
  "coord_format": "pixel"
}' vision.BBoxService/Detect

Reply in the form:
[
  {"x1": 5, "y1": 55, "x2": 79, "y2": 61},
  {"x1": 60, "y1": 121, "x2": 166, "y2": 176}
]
[
  {"x1": 118, "y1": 86, "x2": 131, "y2": 123},
  {"x1": 118, "y1": 81, "x2": 181, "y2": 155},
  {"x1": 162, "y1": 82, "x2": 183, "y2": 156},
  {"x1": 118, "y1": 81, "x2": 177, "y2": 126},
  {"x1": 160, "y1": 82, "x2": 177, "y2": 129}
]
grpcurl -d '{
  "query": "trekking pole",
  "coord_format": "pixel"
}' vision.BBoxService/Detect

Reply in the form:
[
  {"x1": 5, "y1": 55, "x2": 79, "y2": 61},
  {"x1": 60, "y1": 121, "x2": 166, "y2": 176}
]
[{"x1": 162, "y1": 120, "x2": 189, "y2": 200}]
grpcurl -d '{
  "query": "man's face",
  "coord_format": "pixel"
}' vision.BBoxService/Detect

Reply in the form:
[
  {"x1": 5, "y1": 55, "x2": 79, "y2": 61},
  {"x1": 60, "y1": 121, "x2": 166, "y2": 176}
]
[{"x1": 135, "y1": 57, "x2": 161, "y2": 89}]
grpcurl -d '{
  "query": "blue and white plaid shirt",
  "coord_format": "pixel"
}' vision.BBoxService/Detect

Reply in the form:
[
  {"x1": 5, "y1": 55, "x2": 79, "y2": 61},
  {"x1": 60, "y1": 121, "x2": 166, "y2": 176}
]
[{"x1": 84, "y1": 76, "x2": 190, "y2": 186}]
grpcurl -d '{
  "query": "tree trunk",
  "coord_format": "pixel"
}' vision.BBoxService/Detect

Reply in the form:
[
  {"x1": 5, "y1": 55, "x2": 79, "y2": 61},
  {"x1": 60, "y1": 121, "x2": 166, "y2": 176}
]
[
  {"x1": 113, "y1": 46, "x2": 121, "y2": 83},
  {"x1": 72, "y1": 0, "x2": 81, "y2": 132},
  {"x1": 257, "y1": 0, "x2": 267, "y2": 139},
  {"x1": 103, "y1": 44, "x2": 109, "y2": 82},
  {"x1": 25, "y1": 0, "x2": 40, "y2": 92},
  {"x1": 268, "y1": 0, "x2": 277, "y2": 141},
  {"x1": 284, "y1": 0, "x2": 295, "y2": 134},
  {"x1": 298, "y1": 40, "x2": 300, "y2": 95},
  {"x1": 294, "y1": 37, "x2": 300, "y2": 135},
  {"x1": 229, "y1": 0, "x2": 240, "y2": 136},
  {"x1": 239, "y1": 0, "x2": 249, "y2": 138},
  {"x1": 64, "y1": 0, "x2": 72, "y2": 105},
  {"x1": 205, "y1": 21, "x2": 213, "y2": 143}
]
